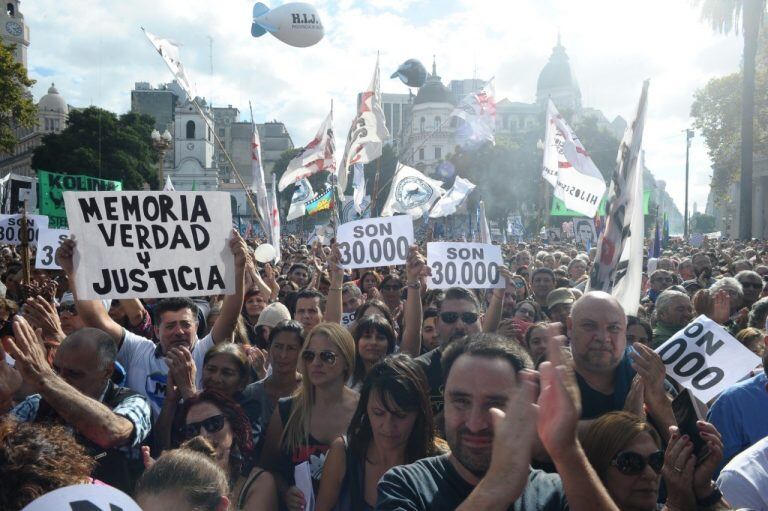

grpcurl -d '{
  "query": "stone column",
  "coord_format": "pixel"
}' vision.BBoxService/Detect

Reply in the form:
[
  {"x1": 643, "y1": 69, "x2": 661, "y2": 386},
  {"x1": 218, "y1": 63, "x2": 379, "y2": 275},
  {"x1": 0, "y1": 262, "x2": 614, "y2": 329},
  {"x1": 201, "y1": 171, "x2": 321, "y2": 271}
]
[{"x1": 753, "y1": 176, "x2": 764, "y2": 240}]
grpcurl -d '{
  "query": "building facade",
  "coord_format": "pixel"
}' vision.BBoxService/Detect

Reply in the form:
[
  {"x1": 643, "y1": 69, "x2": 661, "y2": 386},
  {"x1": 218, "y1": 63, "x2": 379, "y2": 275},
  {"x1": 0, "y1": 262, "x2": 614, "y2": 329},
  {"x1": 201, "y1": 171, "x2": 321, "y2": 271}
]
[
  {"x1": 1, "y1": 0, "x2": 29, "y2": 68},
  {"x1": 166, "y1": 98, "x2": 218, "y2": 191}
]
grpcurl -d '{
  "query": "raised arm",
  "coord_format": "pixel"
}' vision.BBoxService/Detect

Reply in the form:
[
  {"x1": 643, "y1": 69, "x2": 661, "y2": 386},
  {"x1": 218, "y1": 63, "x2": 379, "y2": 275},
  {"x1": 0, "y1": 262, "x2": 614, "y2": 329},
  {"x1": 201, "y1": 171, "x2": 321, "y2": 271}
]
[
  {"x1": 56, "y1": 238, "x2": 124, "y2": 346},
  {"x1": 323, "y1": 243, "x2": 344, "y2": 325},
  {"x1": 482, "y1": 267, "x2": 511, "y2": 333},
  {"x1": 400, "y1": 246, "x2": 427, "y2": 357},
  {"x1": 210, "y1": 231, "x2": 247, "y2": 344}
]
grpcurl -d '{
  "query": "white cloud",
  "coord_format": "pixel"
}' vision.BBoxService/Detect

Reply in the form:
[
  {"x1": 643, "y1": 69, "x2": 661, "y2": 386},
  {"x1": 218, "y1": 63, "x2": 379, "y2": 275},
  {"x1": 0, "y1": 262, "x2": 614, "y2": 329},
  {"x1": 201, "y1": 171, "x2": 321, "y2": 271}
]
[{"x1": 19, "y1": 0, "x2": 741, "y2": 212}]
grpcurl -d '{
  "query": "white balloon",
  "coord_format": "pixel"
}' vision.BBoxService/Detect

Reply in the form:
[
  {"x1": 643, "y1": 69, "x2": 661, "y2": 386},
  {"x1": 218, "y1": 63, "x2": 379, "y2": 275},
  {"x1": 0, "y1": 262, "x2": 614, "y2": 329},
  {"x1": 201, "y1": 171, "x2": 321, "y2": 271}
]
[
  {"x1": 22, "y1": 484, "x2": 141, "y2": 511},
  {"x1": 254, "y1": 243, "x2": 278, "y2": 263},
  {"x1": 252, "y1": 2, "x2": 324, "y2": 48}
]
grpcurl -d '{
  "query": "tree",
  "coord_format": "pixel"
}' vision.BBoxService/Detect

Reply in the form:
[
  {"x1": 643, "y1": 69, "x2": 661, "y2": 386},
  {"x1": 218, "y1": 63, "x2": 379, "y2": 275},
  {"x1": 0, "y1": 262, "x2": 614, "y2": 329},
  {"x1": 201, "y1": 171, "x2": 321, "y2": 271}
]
[
  {"x1": 691, "y1": 212, "x2": 716, "y2": 233},
  {"x1": 0, "y1": 41, "x2": 36, "y2": 155},
  {"x1": 32, "y1": 108, "x2": 160, "y2": 189},
  {"x1": 696, "y1": 0, "x2": 767, "y2": 238},
  {"x1": 571, "y1": 115, "x2": 621, "y2": 183}
]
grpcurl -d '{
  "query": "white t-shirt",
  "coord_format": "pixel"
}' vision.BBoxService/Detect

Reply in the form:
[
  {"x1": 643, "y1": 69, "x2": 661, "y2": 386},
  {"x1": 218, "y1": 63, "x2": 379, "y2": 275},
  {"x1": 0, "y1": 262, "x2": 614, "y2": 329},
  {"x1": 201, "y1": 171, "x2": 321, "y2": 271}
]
[
  {"x1": 718, "y1": 435, "x2": 768, "y2": 511},
  {"x1": 117, "y1": 330, "x2": 214, "y2": 417}
]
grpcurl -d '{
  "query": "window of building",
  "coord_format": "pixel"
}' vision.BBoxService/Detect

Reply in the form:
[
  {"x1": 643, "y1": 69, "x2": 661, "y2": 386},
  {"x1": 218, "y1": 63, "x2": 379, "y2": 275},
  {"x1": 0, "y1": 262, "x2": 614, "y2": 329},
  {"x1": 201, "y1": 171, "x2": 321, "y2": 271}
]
[
  {"x1": 7, "y1": 3, "x2": 15, "y2": 16},
  {"x1": 44, "y1": 118, "x2": 50, "y2": 131},
  {"x1": 420, "y1": 117, "x2": 426, "y2": 132},
  {"x1": 218, "y1": 128, "x2": 225, "y2": 137},
  {"x1": 434, "y1": 147, "x2": 441, "y2": 160},
  {"x1": 208, "y1": 127, "x2": 212, "y2": 141},
  {"x1": 186, "y1": 120, "x2": 196, "y2": 139},
  {"x1": 434, "y1": 116, "x2": 441, "y2": 131},
  {"x1": 419, "y1": 148, "x2": 425, "y2": 161}
]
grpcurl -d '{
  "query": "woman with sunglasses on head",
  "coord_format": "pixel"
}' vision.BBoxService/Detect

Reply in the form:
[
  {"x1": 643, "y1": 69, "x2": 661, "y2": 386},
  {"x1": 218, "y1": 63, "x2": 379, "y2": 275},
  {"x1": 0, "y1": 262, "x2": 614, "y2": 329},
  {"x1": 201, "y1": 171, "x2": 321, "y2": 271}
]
[
  {"x1": 260, "y1": 323, "x2": 358, "y2": 511},
  {"x1": 582, "y1": 411, "x2": 728, "y2": 511},
  {"x1": 315, "y1": 355, "x2": 444, "y2": 511},
  {"x1": 181, "y1": 390, "x2": 278, "y2": 511}
]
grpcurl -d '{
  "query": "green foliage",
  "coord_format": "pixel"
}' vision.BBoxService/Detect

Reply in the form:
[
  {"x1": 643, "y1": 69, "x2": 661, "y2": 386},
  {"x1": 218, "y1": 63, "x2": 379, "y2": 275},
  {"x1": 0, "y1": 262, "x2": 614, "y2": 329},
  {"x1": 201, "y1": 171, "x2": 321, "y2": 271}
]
[
  {"x1": 0, "y1": 41, "x2": 36, "y2": 155},
  {"x1": 691, "y1": 212, "x2": 716, "y2": 233},
  {"x1": 31, "y1": 107, "x2": 161, "y2": 189}
]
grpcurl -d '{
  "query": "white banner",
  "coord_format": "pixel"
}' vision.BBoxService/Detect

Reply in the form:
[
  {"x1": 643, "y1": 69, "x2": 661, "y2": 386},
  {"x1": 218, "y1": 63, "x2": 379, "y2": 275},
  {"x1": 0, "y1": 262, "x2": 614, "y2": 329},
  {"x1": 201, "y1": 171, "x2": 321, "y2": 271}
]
[
  {"x1": 430, "y1": 176, "x2": 476, "y2": 218},
  {"x1": 655, "y1": 315, "x2": 762, "y2": 403},
  {"x1": 380, "y1": 164, "x2": 444, "y2": 218},
  {"x1": 342, "y1": 195, "x2": 371, "y2": 223},
  {"x1": 35, "y1": 228, "x2": 70, "y2": 270},
  {"x1": 64, "y1": 191, "x2": 235, "y2": 300},
  {"x1": 427, "y1": 242, "x2": 505, "y2": 289},
  {"x1": 337, "y1": 215, "x2": 413, "y2": 269},
  {"x1": 0, "y1": 214, "x2": 48, "y2": 245}
]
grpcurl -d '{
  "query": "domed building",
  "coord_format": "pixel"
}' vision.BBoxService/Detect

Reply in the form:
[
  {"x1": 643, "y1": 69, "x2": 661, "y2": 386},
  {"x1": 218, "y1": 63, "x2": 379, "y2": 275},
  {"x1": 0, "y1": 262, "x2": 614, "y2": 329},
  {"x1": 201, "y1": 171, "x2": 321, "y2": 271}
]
[
  {"x1": 38, "y1": 83, "x2": 69, "y2": 133},
  {"x1": 536, "y1": 35, "x2": 582, "y2": 112}
]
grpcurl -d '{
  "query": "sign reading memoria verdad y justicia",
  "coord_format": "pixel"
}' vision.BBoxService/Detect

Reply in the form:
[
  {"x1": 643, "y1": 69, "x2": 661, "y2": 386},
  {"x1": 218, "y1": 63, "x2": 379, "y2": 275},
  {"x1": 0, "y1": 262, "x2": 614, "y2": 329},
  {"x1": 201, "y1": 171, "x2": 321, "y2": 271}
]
[
  {"x1": 336, "y1": 215, "x2": 414, "y2": 270},
  {"x1": 64, "y1": 191, "x2": 235, "y2": 300},
  {"x1": 427, "y1": 242, "x2": 505, "y2": 289}
]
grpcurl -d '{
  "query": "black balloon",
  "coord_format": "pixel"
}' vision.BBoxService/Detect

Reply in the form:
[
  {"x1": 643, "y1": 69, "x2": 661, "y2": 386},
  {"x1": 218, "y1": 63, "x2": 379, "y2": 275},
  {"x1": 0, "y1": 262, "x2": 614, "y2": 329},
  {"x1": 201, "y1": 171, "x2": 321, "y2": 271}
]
[{"x1": 390, "y1": 59, "x2": 427, "y2": 88}]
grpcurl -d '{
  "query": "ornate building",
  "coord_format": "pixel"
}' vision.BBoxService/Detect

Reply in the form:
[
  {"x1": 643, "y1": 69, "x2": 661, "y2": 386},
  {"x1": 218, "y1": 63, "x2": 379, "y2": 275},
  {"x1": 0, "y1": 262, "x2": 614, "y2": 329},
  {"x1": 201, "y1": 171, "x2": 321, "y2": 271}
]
[
  {"x1": 1, "y1": 0, "x2": 29, "y2": 68},
  {"x1": 166, "y1": 98, "x2": 218, "y2": 191}
]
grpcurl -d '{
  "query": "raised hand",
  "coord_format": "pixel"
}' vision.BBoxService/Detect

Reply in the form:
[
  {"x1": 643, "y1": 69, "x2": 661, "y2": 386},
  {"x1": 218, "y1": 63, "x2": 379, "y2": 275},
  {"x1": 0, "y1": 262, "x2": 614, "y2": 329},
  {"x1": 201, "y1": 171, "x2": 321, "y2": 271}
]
[
  {"x1": 55, "y1": 238, "x2": 76, "y2": 275},
  {"x1": 710, "y1": 290, "x2": 730, "y2": 324},
  {"x1": 692, "y1": 421, "x2": 724, "y2": 500},
  {"x1": 630, "y1": 342, "x2": 668, "y2": 412},
  {"x1": 166, "y1": 347, "x2": 196, "y2": 399},
  {"x1": 24, "y1": 295, "x2": 65, "y2": 341},
  {"x1": 5, "y1": 316, "x2": 55, "y2": 389},
  {"x1": 405, "y1": 245, "x2": 428, "y2": 283}
]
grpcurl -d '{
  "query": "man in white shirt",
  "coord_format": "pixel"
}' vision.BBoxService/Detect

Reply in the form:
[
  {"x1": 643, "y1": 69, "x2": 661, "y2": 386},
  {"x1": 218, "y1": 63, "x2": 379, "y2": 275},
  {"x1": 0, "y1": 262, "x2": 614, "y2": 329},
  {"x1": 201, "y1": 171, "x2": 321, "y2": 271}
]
[
  {"x1": 718, "y1": 435, "x2": 768, "y2": 511},
  {"x1": 55, "y1": 231, "x2": 247, "y2": 416}
]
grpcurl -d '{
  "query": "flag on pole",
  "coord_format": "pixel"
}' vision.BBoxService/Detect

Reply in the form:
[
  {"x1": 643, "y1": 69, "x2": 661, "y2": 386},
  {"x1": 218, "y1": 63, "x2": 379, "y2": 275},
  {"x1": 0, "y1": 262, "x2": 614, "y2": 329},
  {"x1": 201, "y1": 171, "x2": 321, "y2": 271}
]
[
  {"x1": 268, "y1": 174, "x2": 281, "y2": 262},
  {"x1": 588, "y1": 81, "x2": 650, "y2": 317},
  {"x1": 305, "y1": 188, "x2": 335, "y2": 216},
  {"x1": 380, "y1": 164, "x2": 445, "y2": 218},
  {"x1": 338, "y1": 55, "x2": 389, "y2": 195},
  {"x1": 250, "y1": 125, "x2": 270, "y2": 226},
  {"x1": 352, "y1": 163, "x2": 366, "y2": 214},
  {"x1": 662, "y1": 213, "x2": 670, "y2": 248},
  {"x1": 479, "y1": 201, "x2": 491, "y2": 244},
  {"x1": 429, "y1": 176, "x2": 476, "y2": 218},
  {"x1": 279, "y1": 109, "x2": 335, "y2": 191},
  {"x1": 452, "y1": 78, "x2": 496, "y2": 148},
  {"x1": 652, "y1": 220, "x2": 661, "y2": 258},
  {"x1": 142, "y1": 28, "x2": 196, "y2": 100},
  {"x1": 163, "y1": 176, "x2": 175, "y2": 191},
  {"x1": 287, "y1": 179, "x2": 314, "y2": 221},
  {"x1": 542, "y1": 100, "x2": 606, "y2": 217}
]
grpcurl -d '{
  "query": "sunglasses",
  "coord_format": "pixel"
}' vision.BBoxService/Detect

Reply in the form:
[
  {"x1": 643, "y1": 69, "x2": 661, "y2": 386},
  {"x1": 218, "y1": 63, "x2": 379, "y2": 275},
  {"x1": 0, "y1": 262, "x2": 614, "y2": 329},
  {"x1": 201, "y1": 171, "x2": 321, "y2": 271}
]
[
  {"x1": 58, "y1": 304, "x2": 77, "y2": 315},
  {"x1": 742, "y1": 282, "x2": 763, "y2": 289},
  {"x1": 301, "y1": 350, "x2": 337, "y2": 365},
  {"x1": 610, "y1": 450, "x2": 664, "y2": 476},
  {"x1": 183, "y1": 414, "x2": 226, "y2": 438},
  {"x1": 439, "y1": 311, "x2": 479, "y2": 324}
]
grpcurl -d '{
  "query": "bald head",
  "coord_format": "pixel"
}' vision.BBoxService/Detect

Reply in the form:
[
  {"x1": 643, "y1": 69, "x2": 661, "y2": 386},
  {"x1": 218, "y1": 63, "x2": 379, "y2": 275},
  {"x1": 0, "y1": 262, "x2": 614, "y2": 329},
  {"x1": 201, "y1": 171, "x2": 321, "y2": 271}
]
[
  {"x1": 570, "y1": 291, "x2": 627, "y2": 326},
  {"x1": 61, "y1": 327, "x2": 117, "y2": 371},
  {"x1": 568, "y1": 291, "x2": 627, "y2": 376}
]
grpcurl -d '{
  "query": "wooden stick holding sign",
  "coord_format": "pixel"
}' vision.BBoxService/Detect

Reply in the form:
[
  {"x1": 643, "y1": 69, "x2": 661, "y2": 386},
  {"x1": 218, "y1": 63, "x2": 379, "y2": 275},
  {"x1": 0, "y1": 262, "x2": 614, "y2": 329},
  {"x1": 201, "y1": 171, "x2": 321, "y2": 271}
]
[
  {"x1": 427, "y1": 242, "x2": 505, "y2": 289},
  {"x1": 336, "y1": 215, "x2": 414, "y2": 270},
  {"x1": 63, "y1": 191, "x2": 236, "y2": 300},
  {"x1": 654, "y1": 314, "x2": 761, "y2": 403}
]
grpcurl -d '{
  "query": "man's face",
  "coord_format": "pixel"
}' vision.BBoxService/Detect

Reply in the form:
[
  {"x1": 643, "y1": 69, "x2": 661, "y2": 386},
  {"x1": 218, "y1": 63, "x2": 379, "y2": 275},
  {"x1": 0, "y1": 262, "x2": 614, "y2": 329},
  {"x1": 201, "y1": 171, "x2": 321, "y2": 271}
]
[
  {"x1": 738, "y1": 275, "x2": 764, "y2": 306},
  {"x1": 53, "y1": 342, "x2": 111, "y2": 399},
  {"x1": 693, "y1": 255, "x2": 712, "y2": 279},
  {"x1": 658, "y1": 295, "x2": 694, "y2": 327},
  {"x1": 437, "y1": 299, "x2": 481, "y2": 345},
  {"x1": 567, "y1": 297, "x2": 626, "y2": 375},
  {"x1": 444, "y1": 354, "x2": 516, "y2": 477},
  {"x1": 549, "y1": 302, "x2": 572, "y2": 324},
  {"x1": 58, "y1": 303, "x2": 85, "y2": 335},
  {"x1": 342, "y1": 291, "x2": 363, "y2": 314},
  {"x1": 422, "y1": 317, "x2": 440, "y2": 351},
  {"x1": 290, "y1": 268, "x2": 309, "y2": 287},
  {"x1": 678, "y1": 261, "x2": 695, "y2": 281},
  {"x1": 516, "y1": 252, "x2": 531, "y2": 267},
  {"x1": 531, "y1": 273, "x2": 555, "y2": 301},
  {"x1": 295, "y1": 296, "x2": 322, "y2": 330},
  {"x1": 577, "y1": 224, "x2": 591, "y2": 243},
  {"x1": 650, "y1": 271, "x2": 673, "y2": 293},
  {"x1": 155, "y1": 308, "x2": 198, "y2": 354}
]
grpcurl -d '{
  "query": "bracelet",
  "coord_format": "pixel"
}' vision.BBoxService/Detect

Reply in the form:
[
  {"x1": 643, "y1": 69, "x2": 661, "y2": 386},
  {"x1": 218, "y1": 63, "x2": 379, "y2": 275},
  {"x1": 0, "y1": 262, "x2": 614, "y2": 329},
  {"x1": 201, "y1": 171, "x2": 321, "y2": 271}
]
[{"x1": 406, "y1": 281, "x2": 421, "y2": 289}]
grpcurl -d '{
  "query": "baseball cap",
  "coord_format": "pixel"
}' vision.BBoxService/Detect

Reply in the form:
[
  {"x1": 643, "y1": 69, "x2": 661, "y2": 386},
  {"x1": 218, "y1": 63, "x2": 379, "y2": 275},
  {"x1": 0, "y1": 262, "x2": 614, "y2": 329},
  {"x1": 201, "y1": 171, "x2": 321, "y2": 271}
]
[
  {"x1": 256, "y1": 302, "x2": 291, "y2": 328},
  {"x1": 546, "y1": 288, "x2": 575, "y2": 309}
]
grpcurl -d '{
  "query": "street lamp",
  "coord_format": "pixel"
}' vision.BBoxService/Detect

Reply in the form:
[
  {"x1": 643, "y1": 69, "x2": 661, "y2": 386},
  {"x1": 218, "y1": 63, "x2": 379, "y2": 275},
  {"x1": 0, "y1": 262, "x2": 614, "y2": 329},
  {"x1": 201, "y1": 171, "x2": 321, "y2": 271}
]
[{"x1": 151, "y1": 129, "x2": 173, "y2": 189}]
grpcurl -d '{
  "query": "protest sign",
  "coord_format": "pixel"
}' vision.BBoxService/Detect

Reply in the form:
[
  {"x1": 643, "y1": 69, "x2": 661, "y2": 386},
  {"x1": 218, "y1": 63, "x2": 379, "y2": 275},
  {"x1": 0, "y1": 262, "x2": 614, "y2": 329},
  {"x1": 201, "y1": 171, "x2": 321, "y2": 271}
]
[
  {"x1": 64, "y1": 191, "x2": 235, "y2": 300},
  {"x1": 337, "y1": 215, "x2": 413, "y2": 269},
  {"x1": 35, "y1": 228, "x2": 70, "y2": 270},
  {"x1": 0, "y1": 214, "x2": 48, "y2": 245},
  {"x1": 38, "y1": 170, "x2": 122, "y2": 229},
  {"x1": 341, "y1": 311, "x2": 356, "y2": 327},
  {"x1": 427, "y1": 242, "x2": 505, "y2": 289},
  {"x1": 0, "y1": 173, "x2": 37, "y2": 213},
  {"x1": 655, "y1": 315, "x2": 762, "y2": 403}
]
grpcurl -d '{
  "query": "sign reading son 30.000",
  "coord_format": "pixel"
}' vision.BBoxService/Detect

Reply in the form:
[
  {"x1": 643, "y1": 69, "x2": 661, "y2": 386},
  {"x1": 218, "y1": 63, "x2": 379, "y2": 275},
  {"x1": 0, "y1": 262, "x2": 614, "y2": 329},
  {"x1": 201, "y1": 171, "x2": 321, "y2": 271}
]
[
  {"x1": 336, "y1": 215, "x2": 414, "y2": 270},
  {"x1": 428, "y1": 242, "x2": 505, "y2": 289}
]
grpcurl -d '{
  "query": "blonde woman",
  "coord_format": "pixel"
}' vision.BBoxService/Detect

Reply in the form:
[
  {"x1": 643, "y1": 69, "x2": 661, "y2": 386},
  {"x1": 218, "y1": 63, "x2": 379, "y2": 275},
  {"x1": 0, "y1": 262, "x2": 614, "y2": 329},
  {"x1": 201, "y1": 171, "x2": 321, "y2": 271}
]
[{"x1": 260, "y1": 323, "x2": 358, "y2": 511}]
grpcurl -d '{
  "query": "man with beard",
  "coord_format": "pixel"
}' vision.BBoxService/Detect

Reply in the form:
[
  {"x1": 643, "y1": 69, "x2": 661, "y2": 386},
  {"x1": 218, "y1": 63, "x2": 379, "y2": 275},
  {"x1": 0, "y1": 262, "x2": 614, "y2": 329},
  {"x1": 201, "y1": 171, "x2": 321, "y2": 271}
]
[
  {"x1": 55, "y1": 232, "x2": 247, "y2": 416},
  {"x1": 684, "y1": 253, "x2": 716, "y2": 290},
  {"x1": 377, "y1": 333, "x2": 618, "y2": 511}
]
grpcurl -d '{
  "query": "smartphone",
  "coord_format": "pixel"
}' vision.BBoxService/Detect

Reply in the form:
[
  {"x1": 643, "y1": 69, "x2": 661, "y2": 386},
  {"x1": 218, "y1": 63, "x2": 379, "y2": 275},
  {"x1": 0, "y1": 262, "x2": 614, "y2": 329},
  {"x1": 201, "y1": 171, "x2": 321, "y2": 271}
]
[{"x1": 671, "y1": 389, "x2": 710, "y2": 464}]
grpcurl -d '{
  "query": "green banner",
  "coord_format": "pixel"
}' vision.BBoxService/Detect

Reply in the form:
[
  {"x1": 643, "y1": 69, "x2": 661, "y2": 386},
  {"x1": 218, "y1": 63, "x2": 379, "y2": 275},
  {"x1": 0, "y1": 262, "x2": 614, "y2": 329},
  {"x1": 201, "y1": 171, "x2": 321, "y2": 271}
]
[
  {"x1": 550, "y1": 190, "x2": 651, "y2": 217},
  {"x1": 37, "y1": 170, "x2": 122, "y2": 228}
]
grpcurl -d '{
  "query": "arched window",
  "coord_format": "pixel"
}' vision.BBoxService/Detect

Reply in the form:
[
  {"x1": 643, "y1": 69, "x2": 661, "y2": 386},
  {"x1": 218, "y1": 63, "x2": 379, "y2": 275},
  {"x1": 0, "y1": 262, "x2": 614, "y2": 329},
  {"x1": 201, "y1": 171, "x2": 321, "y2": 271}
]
[
  {"x1": 420, "y1": 117, "x2": 426, "y2": 132},
  {"x1": 7, "y1": 3, "x2": 15, "y2": 16},
  {"x1": 434, "y1": 116, "x2": 441, "y2": 131},
  {"x1": 419, "y1": 148, "x2": 425, "y2": 161},
  {"x1": 186, "y1": 120, "x2": 196, "y2": 139}
]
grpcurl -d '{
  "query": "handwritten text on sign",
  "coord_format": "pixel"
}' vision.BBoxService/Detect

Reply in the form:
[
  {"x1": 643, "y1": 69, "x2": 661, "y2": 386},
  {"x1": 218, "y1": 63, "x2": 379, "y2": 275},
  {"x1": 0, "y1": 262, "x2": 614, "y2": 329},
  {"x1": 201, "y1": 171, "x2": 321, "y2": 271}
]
[
  {"x1": 64, "y1": 191, "x2": 235, "y2": 300},
  {"x1": 337, "y1": 215, "x2": 414, "y2": 269},
  {"x1": 427, "y1": 242, "x2": 505, "y2": 289},
  {"x1": 655, "y1": 315, "x2": 761, "y2": 403},
  {"x1": 35, "y1": 228, "x2": 70, "y2": 270},
  {"x1": 0, "y1": 214, "x2": 48, "y2": 245}
]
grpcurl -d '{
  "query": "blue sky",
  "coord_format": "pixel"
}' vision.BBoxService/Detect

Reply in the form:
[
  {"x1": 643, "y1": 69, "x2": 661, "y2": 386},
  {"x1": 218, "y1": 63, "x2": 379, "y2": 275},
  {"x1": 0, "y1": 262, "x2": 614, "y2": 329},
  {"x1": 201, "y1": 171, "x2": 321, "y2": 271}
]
[{"x1": 16, "y1": 0, "x2": 741, "y2": 214}]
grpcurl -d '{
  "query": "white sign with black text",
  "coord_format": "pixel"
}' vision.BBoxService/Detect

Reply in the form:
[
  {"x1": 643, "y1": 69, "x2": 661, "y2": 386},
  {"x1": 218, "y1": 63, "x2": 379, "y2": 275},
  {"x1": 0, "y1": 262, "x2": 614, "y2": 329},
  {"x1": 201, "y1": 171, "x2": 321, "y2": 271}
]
[
  {"x1": 427, "y1": 242, "x2": 505, "y2": 289},
  {"x1": 35, "y1": 228, "x2": 71, "y2": 270},
  {"x1": 0, "y1": 214, "x2": 48, "y2": 245},
  {"x1": 337, "y1": 215, "x2": 414, "y2": 269},
  {"x1": 655, "y1": 315, "x2": 762, "y2": 403},
  {"x1": 64, "y1": 191, "x2": 235, "y2": 300}
]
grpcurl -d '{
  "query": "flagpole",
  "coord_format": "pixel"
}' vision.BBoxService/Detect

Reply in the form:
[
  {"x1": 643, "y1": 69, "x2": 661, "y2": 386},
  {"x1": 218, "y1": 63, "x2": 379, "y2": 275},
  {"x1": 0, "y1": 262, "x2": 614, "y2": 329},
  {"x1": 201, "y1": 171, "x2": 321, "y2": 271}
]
[{"x1": 370, "y1": 157, "x2": 382, "y2": 215}]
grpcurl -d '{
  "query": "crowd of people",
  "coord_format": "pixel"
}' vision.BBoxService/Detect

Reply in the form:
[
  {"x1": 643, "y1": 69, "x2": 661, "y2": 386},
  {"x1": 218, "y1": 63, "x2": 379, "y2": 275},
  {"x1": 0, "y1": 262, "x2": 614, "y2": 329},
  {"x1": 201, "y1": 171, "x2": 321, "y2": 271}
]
[{"x1": 1, "y1": 230, "x2": 768, "y2": 511}]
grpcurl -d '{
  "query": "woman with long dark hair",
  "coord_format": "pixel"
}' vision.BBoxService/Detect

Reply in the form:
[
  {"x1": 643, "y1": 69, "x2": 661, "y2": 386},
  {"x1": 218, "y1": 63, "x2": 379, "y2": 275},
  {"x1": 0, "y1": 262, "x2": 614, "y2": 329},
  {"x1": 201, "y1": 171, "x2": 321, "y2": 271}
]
[
  {"x1": 315, "y1": 355, "x2": 443, "y2": 511},
  {"x1": 348, "y1": 315, "x2": 397, "y2": 390}
]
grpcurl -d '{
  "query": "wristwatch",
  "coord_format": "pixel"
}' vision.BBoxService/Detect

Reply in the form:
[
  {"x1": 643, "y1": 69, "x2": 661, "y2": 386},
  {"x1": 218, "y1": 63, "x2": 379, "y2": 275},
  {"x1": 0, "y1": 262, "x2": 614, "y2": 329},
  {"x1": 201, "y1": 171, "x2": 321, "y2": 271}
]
[
  {"x1": 695, "y1": 483, "x2": 722, "y2": 508},
  {"x1": 406, "y1": 281, "x2": 421, "y2": 289}
]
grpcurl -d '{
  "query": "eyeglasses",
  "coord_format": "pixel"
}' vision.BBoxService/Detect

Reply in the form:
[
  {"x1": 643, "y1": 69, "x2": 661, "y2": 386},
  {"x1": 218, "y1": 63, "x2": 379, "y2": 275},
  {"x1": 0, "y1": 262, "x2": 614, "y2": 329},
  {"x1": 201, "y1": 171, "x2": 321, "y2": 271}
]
[
  {"x1": 610, "y1": 450, "x2": 664, "y2": 476},
  {"x1": 439, "y1": 311, "x2": 479, "y2": 324},
  {"x1": 301, "y1": 350, "x2": 337, "y2": 365},
  {"x1": 58, "y1": 304, "x2": 77, "y2": 315},
  {"x1": 183, "y1": 414, "x2": 226, "y2": 438},
  {"x1": 741, "y1": 281, "x2": 763, "y2": 289}
]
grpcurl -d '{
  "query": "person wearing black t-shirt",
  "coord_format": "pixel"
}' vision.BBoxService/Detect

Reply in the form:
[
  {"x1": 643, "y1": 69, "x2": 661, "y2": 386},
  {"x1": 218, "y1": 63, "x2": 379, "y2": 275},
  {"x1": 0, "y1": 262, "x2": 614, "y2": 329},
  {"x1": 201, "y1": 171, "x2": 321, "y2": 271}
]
[{"x1": 377, "y1": 333, "x2": 619, "y2": 511}]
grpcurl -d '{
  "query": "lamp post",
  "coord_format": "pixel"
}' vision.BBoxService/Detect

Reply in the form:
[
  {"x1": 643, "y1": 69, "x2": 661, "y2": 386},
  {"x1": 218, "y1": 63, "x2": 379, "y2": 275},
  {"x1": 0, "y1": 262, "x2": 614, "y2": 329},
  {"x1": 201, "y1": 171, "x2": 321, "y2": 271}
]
[{"x1": 151, "y1": 129, "x2": 173, "y2": 190}]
